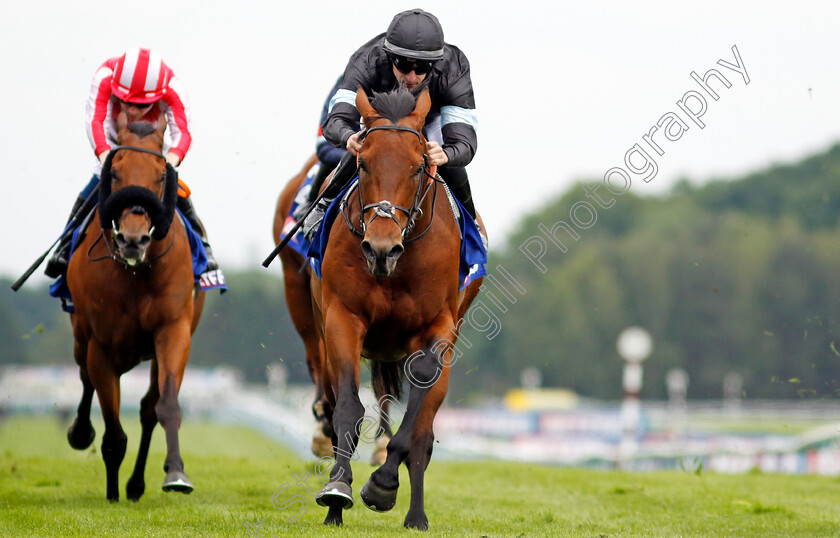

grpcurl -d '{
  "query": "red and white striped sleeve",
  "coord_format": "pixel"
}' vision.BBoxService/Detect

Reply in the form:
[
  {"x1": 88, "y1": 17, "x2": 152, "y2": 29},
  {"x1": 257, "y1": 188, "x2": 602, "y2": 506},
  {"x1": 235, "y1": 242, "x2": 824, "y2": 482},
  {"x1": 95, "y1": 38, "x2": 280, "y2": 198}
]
[
  {"x1": 85, "y1": 58, "x2": 117, "y2": 158},
  {"x1": 161, "y1": 74, "x2": 192, "y2": 162}
]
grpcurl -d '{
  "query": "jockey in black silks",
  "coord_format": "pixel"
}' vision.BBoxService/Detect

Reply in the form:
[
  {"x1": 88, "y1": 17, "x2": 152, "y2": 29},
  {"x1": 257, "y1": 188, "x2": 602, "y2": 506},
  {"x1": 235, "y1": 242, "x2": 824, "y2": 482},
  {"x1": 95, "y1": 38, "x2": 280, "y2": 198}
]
[{"x1": 300, "y1": 8, "x2": 478, "y2": 242}]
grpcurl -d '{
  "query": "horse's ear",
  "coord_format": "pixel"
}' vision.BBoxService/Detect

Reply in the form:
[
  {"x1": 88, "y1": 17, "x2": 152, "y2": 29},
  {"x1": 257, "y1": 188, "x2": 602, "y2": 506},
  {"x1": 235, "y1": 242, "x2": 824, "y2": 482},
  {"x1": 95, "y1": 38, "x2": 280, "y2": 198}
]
[
  {"x1": 408, "y1": 88, "x2": 431, "y2": 130},
  {"x1": 155, "y1": 105, "x2": 167, "y2": 137},
  {"x1": 116, "y1": 110, "x2": 128, "y2": 133},
  {"x1": 356, "y1": 87, "x2": 377, "y2": 124}
]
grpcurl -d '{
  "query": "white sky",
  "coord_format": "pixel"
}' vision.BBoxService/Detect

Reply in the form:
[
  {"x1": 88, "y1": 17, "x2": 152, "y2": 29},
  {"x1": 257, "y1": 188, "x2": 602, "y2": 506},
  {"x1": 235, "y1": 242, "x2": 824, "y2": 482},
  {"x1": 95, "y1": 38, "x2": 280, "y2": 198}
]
[{"x1": 1, "y1": 0, "x2": 837, "y2": 281}]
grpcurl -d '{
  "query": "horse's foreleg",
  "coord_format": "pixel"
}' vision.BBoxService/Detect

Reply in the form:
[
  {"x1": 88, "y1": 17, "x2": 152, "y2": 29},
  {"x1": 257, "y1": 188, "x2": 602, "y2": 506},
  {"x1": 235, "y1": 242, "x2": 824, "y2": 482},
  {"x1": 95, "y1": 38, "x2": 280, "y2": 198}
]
[
  {"x1": 316, "y1": 310, "x2": 365, "y2": 526},
  {"x1": 126, "y1": 359, "x2": 160, "y2": 501},
  {"x1": 402, "y1": 361, "x2": 449, "y2": 530},
  {"x1": 67, "y1": 367, "x2": 96, "y2": 450},
  {"x1": 87, "y1": 342, "x2": 127, "y2": 502},
  {"x1": 360, "y1": 342, "x2": 442, "y2": 523},
  {"x1": 154, "y1": 320, "x2": 193, "y2": 494}
]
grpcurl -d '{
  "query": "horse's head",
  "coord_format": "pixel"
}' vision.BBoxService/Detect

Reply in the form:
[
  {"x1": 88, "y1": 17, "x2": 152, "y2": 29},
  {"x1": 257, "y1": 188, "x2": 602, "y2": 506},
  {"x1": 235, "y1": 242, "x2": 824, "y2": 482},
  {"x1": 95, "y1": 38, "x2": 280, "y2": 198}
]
[
  {"x1": 99, "y1": 111, "x2": 177, "y2": 266},
  {"x1": 355, "y1": 87, "x2": 431, "y2": 277}
]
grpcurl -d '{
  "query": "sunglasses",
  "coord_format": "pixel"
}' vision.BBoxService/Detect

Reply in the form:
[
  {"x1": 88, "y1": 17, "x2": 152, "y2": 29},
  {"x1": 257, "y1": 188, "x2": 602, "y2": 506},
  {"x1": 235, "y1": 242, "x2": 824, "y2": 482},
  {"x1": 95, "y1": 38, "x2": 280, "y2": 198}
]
[
  {"x1": 119, "y1": 99, "x2": 156, "y2": 109},
  {"x1": 391, "y1": 55, "x2": 435, "y2": 75}
]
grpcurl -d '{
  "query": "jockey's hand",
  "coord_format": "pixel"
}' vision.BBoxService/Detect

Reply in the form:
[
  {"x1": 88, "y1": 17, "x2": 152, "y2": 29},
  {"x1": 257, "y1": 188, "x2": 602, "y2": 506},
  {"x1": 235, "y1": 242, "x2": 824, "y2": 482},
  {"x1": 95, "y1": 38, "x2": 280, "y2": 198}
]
[
  {"x1": 98, "y1": 150, "x2": 110, "y2": 165},
  {"x1": 346, "y1": 131, "x2": 363, "y2": 156},
  {"x1": 165, "y1": 152, "x2": 181, "y2": 167},
  {"x1": 426, "y1": 141, "x2": 449, "y2": 166}
]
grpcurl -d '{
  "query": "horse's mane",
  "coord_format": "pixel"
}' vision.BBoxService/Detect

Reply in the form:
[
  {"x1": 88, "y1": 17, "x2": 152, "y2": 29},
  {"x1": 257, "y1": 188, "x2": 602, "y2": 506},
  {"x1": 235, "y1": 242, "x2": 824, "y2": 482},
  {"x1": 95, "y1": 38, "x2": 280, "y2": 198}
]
[
  {"x1": 127, "y1": 121, "x2": 157, "y2": 138},
  {"x1": 368, "y1": 84, "x2": 428, "y2": 123}
]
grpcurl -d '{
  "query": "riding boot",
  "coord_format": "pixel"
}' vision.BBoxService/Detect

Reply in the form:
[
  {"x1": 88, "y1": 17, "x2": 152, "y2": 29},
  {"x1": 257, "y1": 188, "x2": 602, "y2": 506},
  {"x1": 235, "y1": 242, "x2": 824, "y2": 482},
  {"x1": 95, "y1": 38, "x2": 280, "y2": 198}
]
[
  {"x1": 440, "y1": 167, "x2": 477, "y2": 220},
  {"x1": 302, "y1": 196, "x2": 333, "y2": 243},
  {"x1": 292, "y1": 160, "x2": 336, "y2": 222},
  {"x1": 302, "y1": 153, "x2": 358, "y2": 242},
  {"x1": 177, "y1": 196, "x2": 218, "y2": 271},
  {"x1": 44, "y1": 194, "x2": 87, "y2": 279}
]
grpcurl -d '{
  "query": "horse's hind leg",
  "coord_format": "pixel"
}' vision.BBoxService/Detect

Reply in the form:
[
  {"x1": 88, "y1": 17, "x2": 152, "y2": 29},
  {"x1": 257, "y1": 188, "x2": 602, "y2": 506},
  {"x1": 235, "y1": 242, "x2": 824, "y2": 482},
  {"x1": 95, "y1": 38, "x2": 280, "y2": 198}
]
[
  {"x1": 370, "y1": 387, "x2": 392, "y2": 466},
  {"x1": 87, "y1": 343, "x2": 127, "y2": 502},
  {"x1": 309, "y1": 341, "x2": 334, "y2": 458},
  {"x1": 280, "y1": 251, "x2": 332, "y2": 457},
  {"x1": 67, "y1": 367, "x2": 96, "y2": 450},
  {"x1": 155, "y1": 320, "x2": 193, "y2": 494},
  {"x1": 126, "y1": 359, "x2": 160, "y2": 501}
]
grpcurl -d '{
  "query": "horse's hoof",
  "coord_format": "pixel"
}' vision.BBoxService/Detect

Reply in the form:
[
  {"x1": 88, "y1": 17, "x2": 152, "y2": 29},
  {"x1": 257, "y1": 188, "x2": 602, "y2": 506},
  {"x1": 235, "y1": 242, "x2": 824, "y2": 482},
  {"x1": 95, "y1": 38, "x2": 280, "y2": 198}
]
[
  {"x1": 369, "y1": 434, "x2": 390, "y2": 466},
  {"x1": 404, "y1": 511, "x2": 429, "y2": 531},
  {"x1": 126, "y1": 477, "x2": 145, "y2": 502},
  {"x1": 311, "y1": 425, "x2": 334, "y2": 459},
  {"x1": 316, "y1": 481, "x2": 353, "y2": 509},
  {"x1": 67, "y1": 419, "x2": 95, "y2": 450},
  {"x1": 360, "y1": 477, "x2": 398, "y2": 512},
  {"x1": 162, "y1": 471, "x2": 194, "y2": 494}
]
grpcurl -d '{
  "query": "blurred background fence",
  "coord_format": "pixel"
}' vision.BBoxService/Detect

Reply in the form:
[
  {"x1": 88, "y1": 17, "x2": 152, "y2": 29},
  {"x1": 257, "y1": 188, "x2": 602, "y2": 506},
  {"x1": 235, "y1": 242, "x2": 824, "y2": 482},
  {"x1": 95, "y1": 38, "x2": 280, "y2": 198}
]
[{"x1": 3, "y1": 364, "x2": 838, "y2": 475}]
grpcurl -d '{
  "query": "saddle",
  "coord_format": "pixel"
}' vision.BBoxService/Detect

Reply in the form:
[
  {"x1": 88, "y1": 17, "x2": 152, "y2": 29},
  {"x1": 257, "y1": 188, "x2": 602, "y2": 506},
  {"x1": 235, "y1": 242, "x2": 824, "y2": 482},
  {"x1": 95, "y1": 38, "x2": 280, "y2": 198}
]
[
  {"x1": 282, "y1": 169, "x2": 487, "y2": 289},
  {"x1": 49, "y1": 205, "x2": 226, "y2": 312}
]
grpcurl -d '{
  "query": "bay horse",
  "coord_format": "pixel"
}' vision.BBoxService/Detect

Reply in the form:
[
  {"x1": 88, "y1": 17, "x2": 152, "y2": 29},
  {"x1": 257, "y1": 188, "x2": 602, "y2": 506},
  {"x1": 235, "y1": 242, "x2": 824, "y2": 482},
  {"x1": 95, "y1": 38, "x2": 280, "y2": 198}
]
[
  {"x1": 65, "y1": 111, "x2": 205, "y2": 501},
  {"x1": 309, "y1": 87, "x2": 484, "y2": 530},
  {"x1": 272, "y1": 156, "x2": 394, "y2": 464}
]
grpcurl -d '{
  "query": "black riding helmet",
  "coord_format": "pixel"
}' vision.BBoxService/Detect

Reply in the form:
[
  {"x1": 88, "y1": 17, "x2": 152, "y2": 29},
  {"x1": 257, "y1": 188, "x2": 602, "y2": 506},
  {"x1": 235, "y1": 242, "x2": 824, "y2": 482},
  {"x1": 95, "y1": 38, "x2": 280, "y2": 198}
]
[{"x1": 382, "y1": 9, "x2": 445, "y2": 61}]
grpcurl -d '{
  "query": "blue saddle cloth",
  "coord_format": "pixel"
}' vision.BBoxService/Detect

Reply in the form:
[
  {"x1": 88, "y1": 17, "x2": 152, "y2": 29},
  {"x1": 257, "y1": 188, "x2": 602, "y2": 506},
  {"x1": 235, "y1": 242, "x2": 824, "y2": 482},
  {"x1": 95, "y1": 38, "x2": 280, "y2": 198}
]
[
  {"x1": 49, "y1": 207, "x2": 225, "y2": 313},
  {"x1": 282, "y1": 171, "x2": 487, "y2": 289}
]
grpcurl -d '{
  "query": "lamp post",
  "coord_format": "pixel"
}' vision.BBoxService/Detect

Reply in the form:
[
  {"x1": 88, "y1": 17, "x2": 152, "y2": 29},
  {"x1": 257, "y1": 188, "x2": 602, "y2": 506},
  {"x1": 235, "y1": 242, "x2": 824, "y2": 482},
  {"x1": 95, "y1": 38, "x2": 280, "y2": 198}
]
[
  {"x1": 666, "y1": 368, "x2": 689, "y2": 439},
  {"x1": 723, "y1": 372, "x2": 743, "y2": 415},
  {"x1": 617, "y1": 327, "x2": 653, "y2": 469}
]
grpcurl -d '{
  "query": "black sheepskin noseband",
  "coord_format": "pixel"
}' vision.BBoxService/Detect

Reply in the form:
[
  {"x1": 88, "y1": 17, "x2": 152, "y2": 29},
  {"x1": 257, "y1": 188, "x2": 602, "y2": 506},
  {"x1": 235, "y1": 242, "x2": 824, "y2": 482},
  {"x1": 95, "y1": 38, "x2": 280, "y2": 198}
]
[{"x1": 98, "y1": 146, "x2": 179, "y2": 240}]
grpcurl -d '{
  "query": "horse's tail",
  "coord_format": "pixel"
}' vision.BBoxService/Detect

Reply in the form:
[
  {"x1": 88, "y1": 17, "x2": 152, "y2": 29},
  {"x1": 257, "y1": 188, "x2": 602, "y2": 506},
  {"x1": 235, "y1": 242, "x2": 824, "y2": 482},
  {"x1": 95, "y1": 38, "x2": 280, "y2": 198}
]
[{"x1": 371, "y1": 359, "x2": 405, "y2": 401}]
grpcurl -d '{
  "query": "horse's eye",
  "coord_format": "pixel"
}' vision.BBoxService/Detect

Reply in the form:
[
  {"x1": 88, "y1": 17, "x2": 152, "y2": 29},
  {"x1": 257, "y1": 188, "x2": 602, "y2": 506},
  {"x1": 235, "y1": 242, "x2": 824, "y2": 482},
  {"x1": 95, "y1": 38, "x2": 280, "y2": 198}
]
[{"x1": 359, "y1": 159, "x2": 367, "y2": 173}]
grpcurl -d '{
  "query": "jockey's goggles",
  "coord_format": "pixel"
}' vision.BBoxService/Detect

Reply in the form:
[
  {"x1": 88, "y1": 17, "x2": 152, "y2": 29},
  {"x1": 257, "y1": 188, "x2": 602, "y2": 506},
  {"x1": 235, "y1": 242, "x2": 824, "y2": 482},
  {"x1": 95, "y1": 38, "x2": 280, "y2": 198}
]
[
  {"x1": 119, "y1": 99, "x2": 156, "y2": 109},
  {"x1": 390, "y1": 55, "x2": 435, "y2": 75}
]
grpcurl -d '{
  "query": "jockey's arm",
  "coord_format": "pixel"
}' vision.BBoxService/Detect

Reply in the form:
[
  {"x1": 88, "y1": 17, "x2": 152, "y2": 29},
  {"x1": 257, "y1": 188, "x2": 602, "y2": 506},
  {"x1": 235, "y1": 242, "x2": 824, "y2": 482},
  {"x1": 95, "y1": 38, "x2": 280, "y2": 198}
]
[
  {"x1": 439, "y1": 120, "x2": 477, "y2": 168},
  {"x1": 323, "y1": 100, "x2": 362, "y2": 154},
  {"x1": 161, "y1": 77, "x2": 192, "y2": 165},
  {"x1": 323, "y1": 54, "x2": 369, "y2": 153},
  {"x1": 436, "y1": 50, "x2": 479, "y2": 168},
  {"x1": 426, "y1": 141, "x2": 448, "y2": 166}
]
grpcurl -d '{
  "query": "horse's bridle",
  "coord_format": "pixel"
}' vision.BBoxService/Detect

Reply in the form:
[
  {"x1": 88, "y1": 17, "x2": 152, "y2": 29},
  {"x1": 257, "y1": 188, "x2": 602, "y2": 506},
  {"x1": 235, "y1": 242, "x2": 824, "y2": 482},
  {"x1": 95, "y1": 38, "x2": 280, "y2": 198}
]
[
  {"x1": 108, "y1": 144, "x2": 168, "y2": 161},
  {"x1": 342, "y1": 125, "x2": 442, "y2": 243},
  {"x1": 89, "y1": 145, "x2": 176, "y2": 265}
]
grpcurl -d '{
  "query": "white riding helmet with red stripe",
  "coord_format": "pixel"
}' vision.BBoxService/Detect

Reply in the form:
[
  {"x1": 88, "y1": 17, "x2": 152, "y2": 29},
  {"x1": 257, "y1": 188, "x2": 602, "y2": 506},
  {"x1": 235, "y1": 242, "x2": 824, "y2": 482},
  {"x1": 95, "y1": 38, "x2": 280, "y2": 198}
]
[{"x1": 110, "y1": 47, "x2": 170, "y2": 104}]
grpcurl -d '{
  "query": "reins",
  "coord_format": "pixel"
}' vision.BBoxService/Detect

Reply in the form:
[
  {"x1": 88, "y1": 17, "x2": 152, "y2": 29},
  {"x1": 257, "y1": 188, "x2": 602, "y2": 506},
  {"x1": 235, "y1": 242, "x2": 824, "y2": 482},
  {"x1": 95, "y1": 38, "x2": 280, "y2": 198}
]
[
  {"x1": 87, "y1": 222, "x2": 176, "y2": 266},
  {"x1": 108, "y1": 144, "x2": 168, "y2": 160},
  {"x1": 342, "y1": 125, "x2": 442, "y2": 243}
]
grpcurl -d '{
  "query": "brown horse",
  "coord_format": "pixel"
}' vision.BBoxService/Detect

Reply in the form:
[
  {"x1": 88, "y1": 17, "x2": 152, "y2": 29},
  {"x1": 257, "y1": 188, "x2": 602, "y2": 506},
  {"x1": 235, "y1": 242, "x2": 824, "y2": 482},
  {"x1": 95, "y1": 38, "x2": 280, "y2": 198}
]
[
  {"x1": 273, "y1": 155, "x2": 394, "y2": 464},
  {"x1": 308, "y1": 88, "x2": 484, "y2": 530},
  {"x1": 65, "y1": 111, "x2": 205, "y2": 501},
  {"x1": 272, "y1": 154, "x2": 332, "y2": 455}
]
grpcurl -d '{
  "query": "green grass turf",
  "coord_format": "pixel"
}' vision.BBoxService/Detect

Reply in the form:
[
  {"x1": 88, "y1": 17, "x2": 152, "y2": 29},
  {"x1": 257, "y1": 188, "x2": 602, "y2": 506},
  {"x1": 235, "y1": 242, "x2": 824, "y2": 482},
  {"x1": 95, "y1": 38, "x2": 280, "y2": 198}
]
[{"x1": 2, "y1": 415, "x2": 840, "y2": 536}]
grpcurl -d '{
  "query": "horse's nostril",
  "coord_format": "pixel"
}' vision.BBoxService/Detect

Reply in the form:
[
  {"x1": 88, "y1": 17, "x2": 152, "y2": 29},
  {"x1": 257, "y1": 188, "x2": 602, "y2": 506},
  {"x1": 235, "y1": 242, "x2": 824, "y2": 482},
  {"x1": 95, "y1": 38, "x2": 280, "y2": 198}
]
[
  {"x1": 137, "y1": 235, "x2": 152, "y2": 249},
  {"x1": 387, "y1": 244, "x2": 404, "y2": 261},
  {"x1": 114, "y1": 233, "x2": 127, "y2": 248},
  {"x1": 361, "y1": 240, "x2": 376, "y2": 261}
]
